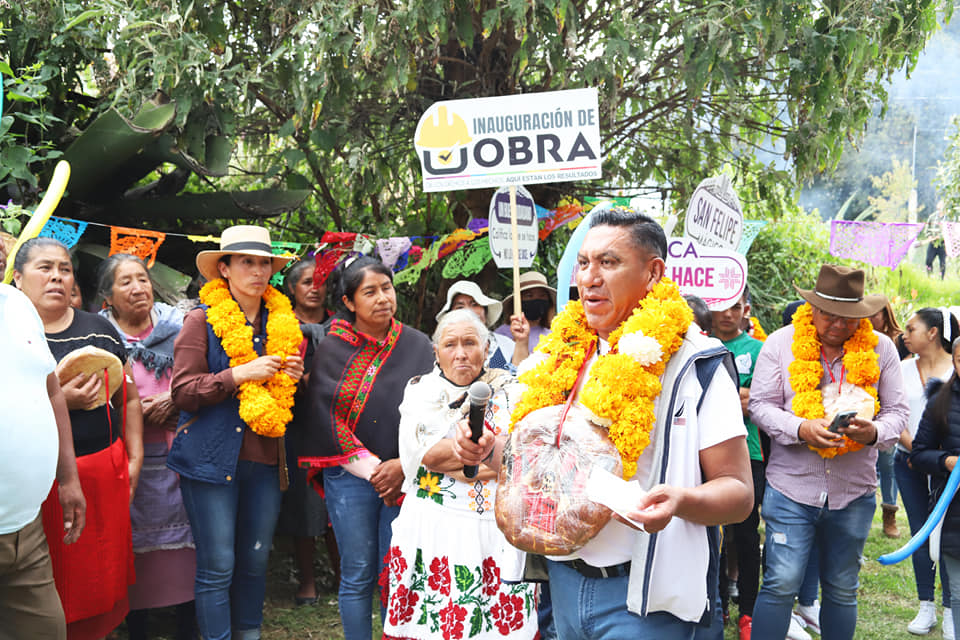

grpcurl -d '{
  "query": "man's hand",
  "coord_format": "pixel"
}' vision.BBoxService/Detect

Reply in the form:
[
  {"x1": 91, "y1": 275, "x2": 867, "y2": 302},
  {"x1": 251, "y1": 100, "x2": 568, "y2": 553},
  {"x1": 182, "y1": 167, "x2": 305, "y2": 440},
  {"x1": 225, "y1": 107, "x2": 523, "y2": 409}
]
[
  {"x1": 840, "y1": 416, "x2": 878, "y2": 445},
  {"x1": 58, "y1": 478, "x2": 86, "y2": 544},
  {"x1": 61, "y1": 373, "x2": 103, "y2": 410},
  {"x1": 623, "y1": 484, "x2": 684, "y2": 533},
  {"x1": 370, "y1": 458, "x2": 404, "y2": 503},
  {"x1": 798, "y1": 418, "x2": 844, "y2": 448}
]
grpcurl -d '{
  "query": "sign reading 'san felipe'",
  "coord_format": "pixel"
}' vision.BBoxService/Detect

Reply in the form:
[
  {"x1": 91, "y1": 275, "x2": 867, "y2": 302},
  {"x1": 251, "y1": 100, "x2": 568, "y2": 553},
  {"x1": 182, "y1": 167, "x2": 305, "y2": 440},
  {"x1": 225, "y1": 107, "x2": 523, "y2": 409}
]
[
  {"x1": 489, "y1": 186, "x2": 537, "y2": 268},
  {"x1": 414, "y1": 89, "x2": 602, "y2": 192},
  {"x1": 683, "y1": 174, "x2": 744, "y2": 250},
  {"x1": 666, "y1": 238, "x2": 747, "y2": 312}
]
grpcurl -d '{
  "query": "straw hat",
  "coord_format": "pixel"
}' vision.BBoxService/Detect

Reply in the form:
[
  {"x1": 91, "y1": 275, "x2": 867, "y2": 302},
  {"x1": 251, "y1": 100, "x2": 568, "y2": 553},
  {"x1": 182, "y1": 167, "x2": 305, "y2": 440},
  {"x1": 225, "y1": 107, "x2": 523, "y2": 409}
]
[
  {"x1": 501, "y1": 271, "x2": 557, "y2": 309},
  {"x1": 435, "y1": 281, "x2": 503, "y2": 327},
  {"x1": 793, "y1": 264, "x2": 886, "y2": 319},
  {"x1": 196, "y1": 225, "x2": 291, "y2": 281}
]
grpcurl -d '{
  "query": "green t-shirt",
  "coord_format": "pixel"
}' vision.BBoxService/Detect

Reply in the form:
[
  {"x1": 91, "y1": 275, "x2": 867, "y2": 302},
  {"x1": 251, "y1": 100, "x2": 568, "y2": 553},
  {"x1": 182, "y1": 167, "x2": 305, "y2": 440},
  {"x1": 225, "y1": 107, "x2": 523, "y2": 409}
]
[{"x1": 718, "y1": 331, "x2": 764, "y2": 462}]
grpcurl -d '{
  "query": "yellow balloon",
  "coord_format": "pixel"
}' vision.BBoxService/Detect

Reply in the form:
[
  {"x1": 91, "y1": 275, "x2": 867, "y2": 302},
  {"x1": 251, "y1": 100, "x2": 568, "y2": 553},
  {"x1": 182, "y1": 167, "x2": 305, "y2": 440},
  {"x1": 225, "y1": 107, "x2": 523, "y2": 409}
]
[{"x1": 3, "y1": 160, "x2": 71, "y2": 283}]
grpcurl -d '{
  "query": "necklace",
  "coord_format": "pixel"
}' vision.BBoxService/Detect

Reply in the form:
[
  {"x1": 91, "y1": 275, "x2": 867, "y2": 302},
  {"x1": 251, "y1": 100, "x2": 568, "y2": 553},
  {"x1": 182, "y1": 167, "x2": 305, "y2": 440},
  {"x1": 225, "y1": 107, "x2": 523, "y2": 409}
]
[
  {"x1": 200, "y1": 278, "x2": 303, "y2": 437},
  {"x1": 511, "y1": 278, "x2": 692, "y2": 478},
  {"x1": 788, "y1": 303, "x2": 880, "y2": 458}
]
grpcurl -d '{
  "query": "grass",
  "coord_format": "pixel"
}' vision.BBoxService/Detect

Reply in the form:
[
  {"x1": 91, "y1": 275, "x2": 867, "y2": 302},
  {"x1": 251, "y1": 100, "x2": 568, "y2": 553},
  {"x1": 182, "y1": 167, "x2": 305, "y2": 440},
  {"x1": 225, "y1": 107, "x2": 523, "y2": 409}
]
[
  {"x1": 722, "y1": 490, "x2": 949, "y2": 640},
  {"x1": 115, "y1": 491, "x2": 940, "y2": 639}
]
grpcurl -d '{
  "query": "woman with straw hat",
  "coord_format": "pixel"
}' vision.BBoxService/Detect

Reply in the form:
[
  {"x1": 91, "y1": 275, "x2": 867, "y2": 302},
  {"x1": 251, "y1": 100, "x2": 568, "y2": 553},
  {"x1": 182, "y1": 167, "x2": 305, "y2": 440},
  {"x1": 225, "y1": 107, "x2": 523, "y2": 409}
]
[
  {"x1": 167, "y1": 225, "x2": 304, "y2": 640},
  {"x1": 494, "y1": 270, "x2": 557, "y2": 367}
]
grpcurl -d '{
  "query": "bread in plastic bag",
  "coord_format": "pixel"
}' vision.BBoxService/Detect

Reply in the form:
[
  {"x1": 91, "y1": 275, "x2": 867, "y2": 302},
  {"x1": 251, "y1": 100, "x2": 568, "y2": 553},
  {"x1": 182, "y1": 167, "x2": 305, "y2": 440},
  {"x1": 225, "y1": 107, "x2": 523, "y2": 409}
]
[{"x1": 495, "y1": 405, "x2": 623, "y2": 555}]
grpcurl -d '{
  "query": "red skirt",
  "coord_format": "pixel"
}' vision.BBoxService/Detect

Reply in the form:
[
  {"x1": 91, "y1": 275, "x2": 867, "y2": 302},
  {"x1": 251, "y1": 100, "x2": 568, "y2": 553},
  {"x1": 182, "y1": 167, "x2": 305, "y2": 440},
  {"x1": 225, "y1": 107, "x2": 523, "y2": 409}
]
[{"x1": 42, "y1": 437, "x2": 135, "y2": 637}]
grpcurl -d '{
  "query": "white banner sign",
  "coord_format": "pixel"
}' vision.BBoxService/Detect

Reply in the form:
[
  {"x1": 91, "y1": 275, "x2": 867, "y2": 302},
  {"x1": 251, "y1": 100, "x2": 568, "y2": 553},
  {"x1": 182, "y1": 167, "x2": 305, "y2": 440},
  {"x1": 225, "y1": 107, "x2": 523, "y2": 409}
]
[
  {"x1": 414, "y1": 89, "x2": 602, "y2": 192},
  {"x1": 684, "y1": 175, "x2": 744, "y2": 250},
  {"x1": 666, "y1": 238, "x2": 747, "y2": 311},
  {"x1": 488, "y1": 186, "x2": 538, "y2": 268}
]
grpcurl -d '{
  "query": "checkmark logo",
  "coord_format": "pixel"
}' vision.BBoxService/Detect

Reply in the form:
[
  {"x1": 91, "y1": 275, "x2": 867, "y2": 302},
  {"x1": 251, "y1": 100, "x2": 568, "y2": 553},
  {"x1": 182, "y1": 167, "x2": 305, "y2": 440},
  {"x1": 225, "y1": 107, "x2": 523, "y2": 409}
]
[{"x1": 437, "y1": 149, "x2": 453, "y2": 165}]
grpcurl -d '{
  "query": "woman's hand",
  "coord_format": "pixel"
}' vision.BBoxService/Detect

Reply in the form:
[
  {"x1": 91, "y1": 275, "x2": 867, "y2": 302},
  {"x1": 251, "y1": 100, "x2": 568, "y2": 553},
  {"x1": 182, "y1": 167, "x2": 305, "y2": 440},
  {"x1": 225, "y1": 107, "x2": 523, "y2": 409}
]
[
  {"x1": 61, "y1": 373, "x2": 103, "y2": 410},
  {"x1": 142, "y1": 391, "x2": 178, "y2": 428},
  {"x1": 370, "y1": 458, "x2": 404, "y2": 505},
  {"x1": 282, "y1": 355, "x2": 304, "y2": 382},
  {"x1": 232, "y1": 355, "x2": 284, "y2": 385}
]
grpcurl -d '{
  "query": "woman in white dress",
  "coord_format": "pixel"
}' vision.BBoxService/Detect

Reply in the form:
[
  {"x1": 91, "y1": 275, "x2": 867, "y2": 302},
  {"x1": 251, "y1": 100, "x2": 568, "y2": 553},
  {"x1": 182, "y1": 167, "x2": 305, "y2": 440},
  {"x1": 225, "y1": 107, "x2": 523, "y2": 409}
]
[
  {"x1": 896, "y1": 307, "x2": 960, "y2": 637},
  {"x1": 383, "y1": 309, "x2": 538, "y2": 640}
]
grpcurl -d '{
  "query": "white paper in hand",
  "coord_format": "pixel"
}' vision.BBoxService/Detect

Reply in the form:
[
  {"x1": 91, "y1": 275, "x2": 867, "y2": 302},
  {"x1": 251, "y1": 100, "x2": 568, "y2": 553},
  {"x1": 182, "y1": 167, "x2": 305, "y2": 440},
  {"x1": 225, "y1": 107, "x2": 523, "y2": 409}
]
[{"x1": 585, "y1": 466, "x2": 649, "y2": 532}]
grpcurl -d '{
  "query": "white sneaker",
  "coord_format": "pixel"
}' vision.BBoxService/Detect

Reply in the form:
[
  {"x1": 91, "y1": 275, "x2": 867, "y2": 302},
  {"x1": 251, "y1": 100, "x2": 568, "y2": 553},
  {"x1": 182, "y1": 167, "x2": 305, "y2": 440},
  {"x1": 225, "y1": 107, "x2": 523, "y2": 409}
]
[
  {"x1": 944, "y1": 608, "x2": 955, "y2": 640},
  {"x1": 908, "y1": 600, "x2": 937, "y2": 635},
  {"x1": 786, "y1": 613, "x2": 813, "y2": 640},
  {"x1": 796, "y1": 600, "x2": 821, "y2": 635}
]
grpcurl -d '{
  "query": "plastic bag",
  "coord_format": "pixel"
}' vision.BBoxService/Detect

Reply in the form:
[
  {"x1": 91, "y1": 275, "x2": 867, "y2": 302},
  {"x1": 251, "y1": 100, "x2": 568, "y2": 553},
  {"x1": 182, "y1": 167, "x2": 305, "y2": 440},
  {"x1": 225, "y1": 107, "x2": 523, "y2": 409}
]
[{"x1": 495, "y1": 405, "x2": 623, "y2": 555}]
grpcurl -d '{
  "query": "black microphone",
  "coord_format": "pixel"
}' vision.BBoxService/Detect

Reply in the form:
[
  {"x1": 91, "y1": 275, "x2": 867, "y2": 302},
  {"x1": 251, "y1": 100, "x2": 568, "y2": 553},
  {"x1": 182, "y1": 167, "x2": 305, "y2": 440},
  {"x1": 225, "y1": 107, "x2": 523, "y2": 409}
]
[{"x1": 463, "y1": 381, "x2": 492, "y2": 479}]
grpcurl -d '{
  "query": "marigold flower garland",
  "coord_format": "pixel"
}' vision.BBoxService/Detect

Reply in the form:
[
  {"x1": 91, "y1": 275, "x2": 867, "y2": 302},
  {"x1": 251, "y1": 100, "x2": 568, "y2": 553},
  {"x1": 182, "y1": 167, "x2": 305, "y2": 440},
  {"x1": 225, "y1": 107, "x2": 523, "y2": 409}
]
[
  {"x1": 788, "y1": 303, "x2": 880, "y2": 459},
  {"x1": 511, "y1": 278, "x2": 692, "y2": 479},
  {"x1": 200, "y1": 278, "x2": 303, "y2": 437},
  {"x1": 749, "y1": 316, "x2": 767, "y2": 342}
]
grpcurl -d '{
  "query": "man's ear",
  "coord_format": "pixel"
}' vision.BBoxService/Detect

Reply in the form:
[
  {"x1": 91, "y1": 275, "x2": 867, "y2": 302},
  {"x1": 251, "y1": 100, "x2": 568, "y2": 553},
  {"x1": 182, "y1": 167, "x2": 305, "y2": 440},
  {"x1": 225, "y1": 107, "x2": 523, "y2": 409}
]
[{"x1": 646, "y1": 257, "x2": 666, "y2": 292}]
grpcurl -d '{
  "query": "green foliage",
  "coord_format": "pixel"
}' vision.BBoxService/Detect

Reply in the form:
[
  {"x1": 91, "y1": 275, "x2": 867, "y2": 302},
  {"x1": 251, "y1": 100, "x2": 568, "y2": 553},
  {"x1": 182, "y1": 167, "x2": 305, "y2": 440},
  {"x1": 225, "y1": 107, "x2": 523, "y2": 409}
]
[
  {"x1": 0, "y1": 59, "x2": 63, "y2": 195},
  {"x1": 746, "y1": 207, "x2": 856, "y2": 331},
  {"x1": 867, "y1": 156, "x2": 918, "y2": 222},
  {"x1": 936, "y1": 114, "x2": 960, "y2": 218},
  {"x1": 873, "y1": 260, "x2": 960, "y2": 324},
  {"x1": 1, "y1": 0, "x2": 951, "y2": 237}
]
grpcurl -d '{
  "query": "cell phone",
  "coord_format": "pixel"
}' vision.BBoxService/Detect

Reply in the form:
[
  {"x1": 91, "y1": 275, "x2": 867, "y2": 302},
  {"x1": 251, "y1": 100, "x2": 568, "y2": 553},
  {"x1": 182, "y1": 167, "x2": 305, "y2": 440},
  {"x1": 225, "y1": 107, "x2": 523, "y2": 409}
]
[{"x1": 828, "y1": 410, "x2": 857, "y2": 433}]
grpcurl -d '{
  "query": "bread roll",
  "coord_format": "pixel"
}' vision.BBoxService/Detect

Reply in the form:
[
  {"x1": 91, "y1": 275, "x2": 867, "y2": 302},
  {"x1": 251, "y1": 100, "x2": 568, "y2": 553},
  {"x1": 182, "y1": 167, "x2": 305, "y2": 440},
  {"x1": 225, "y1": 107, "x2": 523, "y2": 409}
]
[
  {"x1": 495, "y1": 405, "x2": 622, "y2": 555},
  {"x1": 55, "y1": 346, "x2": 123, "y2": 410}
]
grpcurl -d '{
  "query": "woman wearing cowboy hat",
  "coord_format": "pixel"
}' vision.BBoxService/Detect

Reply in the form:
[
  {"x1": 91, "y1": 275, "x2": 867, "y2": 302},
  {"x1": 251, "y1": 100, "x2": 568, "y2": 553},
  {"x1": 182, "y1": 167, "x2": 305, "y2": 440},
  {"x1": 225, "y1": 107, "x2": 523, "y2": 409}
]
[
  {"x1": 494, "y1": 271, "x2": 557, "y2": 367},
  {"x1": 167, "y1": 225, "x2": 304, "y2": 640}
]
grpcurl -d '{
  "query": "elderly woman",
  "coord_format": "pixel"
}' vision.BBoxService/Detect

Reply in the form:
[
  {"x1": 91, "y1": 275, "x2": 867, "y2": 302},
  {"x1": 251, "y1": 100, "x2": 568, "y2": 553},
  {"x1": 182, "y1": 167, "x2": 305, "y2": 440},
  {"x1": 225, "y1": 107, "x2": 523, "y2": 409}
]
[
  {"x1": 435, "y1": 280, "x2": 509, "y2": 369},
  {"x1": 495, "y1": 271, "x2": 556, "y2": 367},
  {"x1": 167, "y1": 225, "x2": 304, "y2": 640},
  {"x1": 382, "y1": 309, "x2": 538, "y2": 640},
  {"x1": 299, "y1": 256, "x2": 434, "y2": 640},
  {"x1": 96, "y1": 254, "x2": 196, "y2": 640},
  {"x1": 13, "y1": 237, "x2": 143, "y2": 640}
]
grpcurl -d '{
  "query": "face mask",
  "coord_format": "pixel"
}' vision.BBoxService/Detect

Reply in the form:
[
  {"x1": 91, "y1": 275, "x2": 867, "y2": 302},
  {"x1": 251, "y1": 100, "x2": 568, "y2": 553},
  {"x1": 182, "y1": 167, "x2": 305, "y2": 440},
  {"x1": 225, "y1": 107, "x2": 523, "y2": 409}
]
[{"x1": 521, "y1": 298, "x2": 550, "y2": 323}]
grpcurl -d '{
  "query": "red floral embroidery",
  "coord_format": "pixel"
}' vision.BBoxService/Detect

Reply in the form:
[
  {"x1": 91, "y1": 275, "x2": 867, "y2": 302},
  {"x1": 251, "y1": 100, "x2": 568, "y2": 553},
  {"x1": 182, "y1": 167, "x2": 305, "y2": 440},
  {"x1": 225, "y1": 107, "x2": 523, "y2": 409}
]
[
  {"x1": 378, "y1": 561, "x2": 390, "y2": 608},
  {"x1": 428, "y1": 556, "x2": 451, "y2": 596},
  {"x1": 491, "y1": 592, "x2": 525, "y2": 635},
  {"x1": 481, "y1": 556, "x2": 501, "y2": 597},
  {"x1": 386, "y1": 545, "x2": 408, "y2": 579},
  {"x1": 438, "y1": 600, "x2": 468, "y2": 640},
  {"x1": 388, "y1": 584, "x2": 419, "y2": 627}
]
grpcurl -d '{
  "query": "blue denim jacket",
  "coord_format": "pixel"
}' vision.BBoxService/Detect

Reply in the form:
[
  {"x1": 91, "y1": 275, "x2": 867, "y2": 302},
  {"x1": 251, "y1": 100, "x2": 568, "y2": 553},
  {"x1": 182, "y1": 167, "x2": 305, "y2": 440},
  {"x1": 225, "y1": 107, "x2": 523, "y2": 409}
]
[{"x1": 167, "y1": 308, "x2": 266, "y2": 484}]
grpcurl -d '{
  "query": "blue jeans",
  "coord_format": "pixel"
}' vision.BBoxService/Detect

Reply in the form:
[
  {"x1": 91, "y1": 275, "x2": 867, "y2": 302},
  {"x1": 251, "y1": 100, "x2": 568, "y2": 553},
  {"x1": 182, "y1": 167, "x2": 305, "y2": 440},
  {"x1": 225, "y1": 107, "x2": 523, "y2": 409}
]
[
  {"x1": 798, "y1": 544, "x2": 820, "y2": 606},
  {"x1": 323, "y1": 466, "x2": 400, "y2": 640},
  {"x1": 753, "y1": 485, "x2": 875, "y2": 640},
  {"x1": 895, "y1": 450, "x2": 951, "y2": 605},
  {"x1": 877, "y1": 448, "x2": 898, "y2": 505},
  {"x1": 547, "y1": 560, "x2": 696, "y2": 640},
  {"x1": 941, "y1": 553, "x2": 960, "y2": 630},
  {"x1": 179, "y1": 460, "x2": 282, "y2": 640}
]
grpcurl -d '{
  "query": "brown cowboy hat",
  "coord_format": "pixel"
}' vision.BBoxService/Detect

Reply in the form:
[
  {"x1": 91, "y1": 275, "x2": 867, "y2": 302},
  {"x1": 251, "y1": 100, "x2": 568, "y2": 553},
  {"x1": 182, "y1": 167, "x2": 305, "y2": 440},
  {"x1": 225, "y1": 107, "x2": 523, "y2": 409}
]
[
  {"x1": 793, "y1": 264, "x2": 886, "y2": 319},
  {"x1": 196, "y1": 225, "x2": 291, "y2": 281}
]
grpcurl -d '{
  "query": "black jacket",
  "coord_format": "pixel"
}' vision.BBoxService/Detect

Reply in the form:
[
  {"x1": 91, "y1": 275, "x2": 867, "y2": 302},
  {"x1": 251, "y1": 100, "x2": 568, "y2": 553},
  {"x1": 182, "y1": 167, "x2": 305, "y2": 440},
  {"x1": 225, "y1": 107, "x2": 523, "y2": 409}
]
[{"x1": 909, "y1": 377, "x2": 960, "y2": 556}]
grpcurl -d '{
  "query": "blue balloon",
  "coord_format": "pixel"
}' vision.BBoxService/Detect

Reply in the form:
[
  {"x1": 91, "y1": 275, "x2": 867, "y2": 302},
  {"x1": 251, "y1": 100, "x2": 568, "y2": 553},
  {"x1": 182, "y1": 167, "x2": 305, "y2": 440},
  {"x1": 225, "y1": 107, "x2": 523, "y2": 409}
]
[
  {"x1": 554, "y1": 201, "x2": 615, "y2": 311},
  {"x1": 879, "y1": 461, "x2": 960, "y2": 565}
]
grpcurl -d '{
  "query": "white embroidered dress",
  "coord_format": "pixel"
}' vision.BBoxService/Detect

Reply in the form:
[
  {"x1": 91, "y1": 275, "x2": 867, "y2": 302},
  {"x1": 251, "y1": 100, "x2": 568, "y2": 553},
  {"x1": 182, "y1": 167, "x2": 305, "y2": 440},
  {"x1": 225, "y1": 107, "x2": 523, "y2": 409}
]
[{"x1": 384, "y1": 367, "x2": 538, "y2": 640}]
